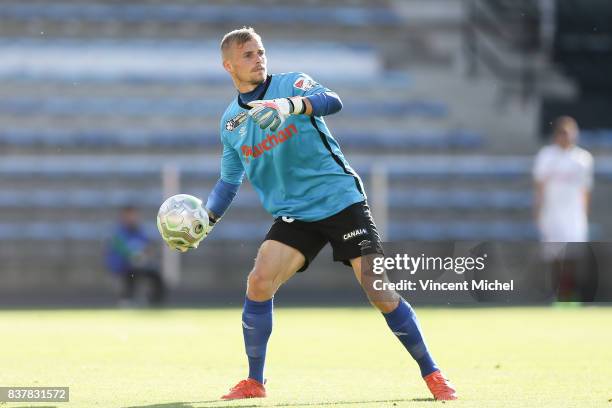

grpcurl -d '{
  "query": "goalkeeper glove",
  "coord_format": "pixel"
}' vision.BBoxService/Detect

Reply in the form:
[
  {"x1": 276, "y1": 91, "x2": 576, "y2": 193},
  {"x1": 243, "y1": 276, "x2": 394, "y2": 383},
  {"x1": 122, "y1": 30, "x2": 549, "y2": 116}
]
[{"x1": 247, "y1": 97, "x2": 306, "y2": 131}]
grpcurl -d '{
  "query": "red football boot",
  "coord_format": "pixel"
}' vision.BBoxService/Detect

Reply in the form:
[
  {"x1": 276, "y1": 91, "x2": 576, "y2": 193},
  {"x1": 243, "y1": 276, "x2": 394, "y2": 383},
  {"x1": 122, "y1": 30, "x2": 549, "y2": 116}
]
[
  {"x1": 424, "y1": 370, "x2": 458, "y2": 400},
  {"x1": 221, "y1": 378, "x2": 266, "y2": 400}
]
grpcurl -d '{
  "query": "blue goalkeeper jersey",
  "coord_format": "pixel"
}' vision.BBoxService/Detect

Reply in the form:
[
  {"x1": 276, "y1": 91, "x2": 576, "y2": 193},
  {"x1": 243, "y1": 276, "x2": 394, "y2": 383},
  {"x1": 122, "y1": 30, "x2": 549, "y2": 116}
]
[{"x1": 219, "y1": 72, "x2": 365, "y2": 221}]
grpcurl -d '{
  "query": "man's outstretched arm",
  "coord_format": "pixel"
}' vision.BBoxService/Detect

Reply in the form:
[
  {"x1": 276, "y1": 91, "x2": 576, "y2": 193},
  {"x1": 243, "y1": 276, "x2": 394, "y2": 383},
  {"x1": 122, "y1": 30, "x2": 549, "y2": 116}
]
[{"x1": 204, "y1": 141, "x2": 244, "y2": 228}]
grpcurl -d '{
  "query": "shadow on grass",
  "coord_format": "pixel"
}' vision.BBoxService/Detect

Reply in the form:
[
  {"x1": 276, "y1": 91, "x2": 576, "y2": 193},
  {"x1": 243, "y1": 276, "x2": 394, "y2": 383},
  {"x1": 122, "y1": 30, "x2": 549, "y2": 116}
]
[{"x1": 125, "y1": 397, "x2": 435, "y2": 408}]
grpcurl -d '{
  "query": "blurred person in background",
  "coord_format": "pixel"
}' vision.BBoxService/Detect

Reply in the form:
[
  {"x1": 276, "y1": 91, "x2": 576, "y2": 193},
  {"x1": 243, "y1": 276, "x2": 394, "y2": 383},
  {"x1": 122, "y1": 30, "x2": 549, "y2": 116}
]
[
  {"x1": 533, "y1": 116, "x2": 595, "y2": 301},
  {"x1": 105, "y1": 206, "x2": 165, "y2": 307}
]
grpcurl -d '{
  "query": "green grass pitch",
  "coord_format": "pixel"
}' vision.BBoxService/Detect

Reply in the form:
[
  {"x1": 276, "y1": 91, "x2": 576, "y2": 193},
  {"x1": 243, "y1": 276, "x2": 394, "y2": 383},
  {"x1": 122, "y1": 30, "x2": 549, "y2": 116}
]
[{"x1": 0, "y1": 307, "x2": 610, "y2": 408}]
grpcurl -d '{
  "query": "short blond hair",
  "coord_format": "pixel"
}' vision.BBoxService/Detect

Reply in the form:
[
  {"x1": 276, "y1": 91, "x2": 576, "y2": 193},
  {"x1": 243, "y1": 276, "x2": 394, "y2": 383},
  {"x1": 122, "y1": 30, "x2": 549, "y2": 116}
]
[
  {"x1": 220, "y1": 27, "x2": 261, "y2": 57},
  {"x1": 553, "y1": 115, "x2": 578, "y2": 133}
]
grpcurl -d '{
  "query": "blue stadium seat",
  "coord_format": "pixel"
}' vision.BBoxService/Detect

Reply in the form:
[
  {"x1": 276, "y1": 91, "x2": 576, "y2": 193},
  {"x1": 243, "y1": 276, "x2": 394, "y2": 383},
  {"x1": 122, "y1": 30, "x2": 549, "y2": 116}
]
[
  {"x1": 0, "y1": 39, "x2": 411, "y2": 85},
  {"x1": 0, "y1": 128, "x2": 480, "y2": 150},
  {"x1": 579, "y1": 130, "x2": 612, "y2": 149},
  {"x1": 389, "y1": 190, "x2": 531, "y2": 210},
  {"x1": 335, "y1": 130, "x2": 483, "y2": 150},
  {"x1": 6, "y1": 156, "x2": 612, "y2": 180},
  {"x1": 389, "y1": 221, "x2": 539, "y2": 241},
  {"x1": 0, "y1": 220, "x2": 602, "y2": 242},
  {"x1": 0, "y1": 3, "x2": 402, "y2": 27},
  {"x1": 0, "y1": 220, "x2": 539, "y2": 241},
  {"x1": 0, "y1": 98, "x2": 447, "y2": 119},
  {"x1": 0, "y1": 221, "x2": 270, "y2": 241},
  {"x1": 0, "y1": 189, "x2": 531, "y2": 211},
  {"x1": 381, "y1": 157, "x2": 532, "y2": 180}
]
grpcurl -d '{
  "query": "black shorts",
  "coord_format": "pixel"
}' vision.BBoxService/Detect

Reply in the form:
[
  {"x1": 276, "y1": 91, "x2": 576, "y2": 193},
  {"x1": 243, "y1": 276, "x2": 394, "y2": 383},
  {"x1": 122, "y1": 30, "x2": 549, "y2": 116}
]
[{"x1": 264, "y1": 201, "x2": 384, "y2": 272}]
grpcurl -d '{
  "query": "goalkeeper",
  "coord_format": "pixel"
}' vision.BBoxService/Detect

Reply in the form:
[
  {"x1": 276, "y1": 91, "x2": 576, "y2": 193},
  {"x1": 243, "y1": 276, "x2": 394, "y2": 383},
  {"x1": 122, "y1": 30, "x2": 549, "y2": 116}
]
[{"x1": 180, "y1": 27, "x2": 457, "y2": 401}]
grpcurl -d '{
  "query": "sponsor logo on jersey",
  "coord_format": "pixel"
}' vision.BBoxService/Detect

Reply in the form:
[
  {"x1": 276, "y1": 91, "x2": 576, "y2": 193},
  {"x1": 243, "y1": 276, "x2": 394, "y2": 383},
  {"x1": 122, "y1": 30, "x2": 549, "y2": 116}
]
[
  {"x1": 225, "y1": 111, "x2": 248, "y2": 132},
  {"x1": 343, "y1": 228, "x2": 368, "y2": 241},
  {"x1": 293, "y1": 76, "x2": 317, "y2": 91},
  {"x1": 241, "y1": 123, "x2": 299, "y2": 164}
]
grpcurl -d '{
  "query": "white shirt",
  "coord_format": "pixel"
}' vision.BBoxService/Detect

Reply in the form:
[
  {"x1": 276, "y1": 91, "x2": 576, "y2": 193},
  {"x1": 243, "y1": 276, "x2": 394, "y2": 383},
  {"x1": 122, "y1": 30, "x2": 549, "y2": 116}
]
[{"x1": 533, "y1": 144, "x2": 593, "y2": 242}]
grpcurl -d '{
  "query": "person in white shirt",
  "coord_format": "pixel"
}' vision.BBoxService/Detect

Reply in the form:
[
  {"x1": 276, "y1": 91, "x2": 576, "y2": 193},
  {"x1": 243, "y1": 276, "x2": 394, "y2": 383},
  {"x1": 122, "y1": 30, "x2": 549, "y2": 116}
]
[
  {"x1": 533, "y1": 116, "x2": 595, "y2": 301},
  {"x1": 533, "y1": 116, "x2": 594, "y2": 243}
]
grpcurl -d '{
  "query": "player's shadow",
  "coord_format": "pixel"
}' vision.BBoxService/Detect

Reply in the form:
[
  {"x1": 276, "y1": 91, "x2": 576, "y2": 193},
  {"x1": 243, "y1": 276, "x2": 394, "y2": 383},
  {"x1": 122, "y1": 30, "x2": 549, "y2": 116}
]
[{"x1": 125, "y1": 397, "x2": 434, "y2": 408}]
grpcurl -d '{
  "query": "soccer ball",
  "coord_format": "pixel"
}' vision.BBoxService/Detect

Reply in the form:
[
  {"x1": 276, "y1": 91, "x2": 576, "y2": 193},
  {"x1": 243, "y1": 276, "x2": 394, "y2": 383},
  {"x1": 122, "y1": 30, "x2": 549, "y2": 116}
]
[{"x1": 156, "y1": 194, "x2": 209, "y2": 250}]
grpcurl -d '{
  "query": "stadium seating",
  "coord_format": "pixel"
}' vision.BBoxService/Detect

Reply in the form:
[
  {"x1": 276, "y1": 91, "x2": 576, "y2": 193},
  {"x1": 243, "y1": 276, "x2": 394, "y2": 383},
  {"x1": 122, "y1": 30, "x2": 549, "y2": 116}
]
[
  {"x1": 0, "y1": 3, "x2": 402, "y2": 27},
  {"x1": 0, "y1": 156, "x2": 535, "y2": 179},
  {"x1": 1, "y1": 154, "x2": 610, "y2": 245},
  {"x1": 0, "y1": 40, "x2": 385, "y2": 81},
  {"x1": 0, "y1": 188, "x2": 531, "y2": 211},
  {"x1": 0, "y1": 97, "x2": 447, "y2": 118},
  {"x1": 0, "y1": 39, "x2": 471, "y2": 153},
  {"x1": 0, "y1": 129, "x2": 480, "y2": 151},
  {"x1": 0, "y1": 220, "x2": 541, "y2": 241},
  {"x1": 2, "y1": 0, "x2": 610, "y2": 290}
]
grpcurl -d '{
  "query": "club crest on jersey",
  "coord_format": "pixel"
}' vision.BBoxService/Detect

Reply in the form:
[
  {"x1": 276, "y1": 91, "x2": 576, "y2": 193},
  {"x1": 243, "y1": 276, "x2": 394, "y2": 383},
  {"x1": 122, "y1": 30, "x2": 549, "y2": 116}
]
[
  {"x1": 293, "y1": 76, "x2": 317, "y2": 91},
  {"x1": 226, "y1": 111, "x2": 248, "y2": 132}
]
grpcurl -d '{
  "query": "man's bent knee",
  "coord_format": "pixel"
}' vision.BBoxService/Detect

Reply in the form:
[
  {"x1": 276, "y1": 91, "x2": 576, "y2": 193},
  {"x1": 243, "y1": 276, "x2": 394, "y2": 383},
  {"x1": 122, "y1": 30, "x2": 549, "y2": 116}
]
[{"x1": 246, "y1": 269, "x2": 276, "y2": 301}]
